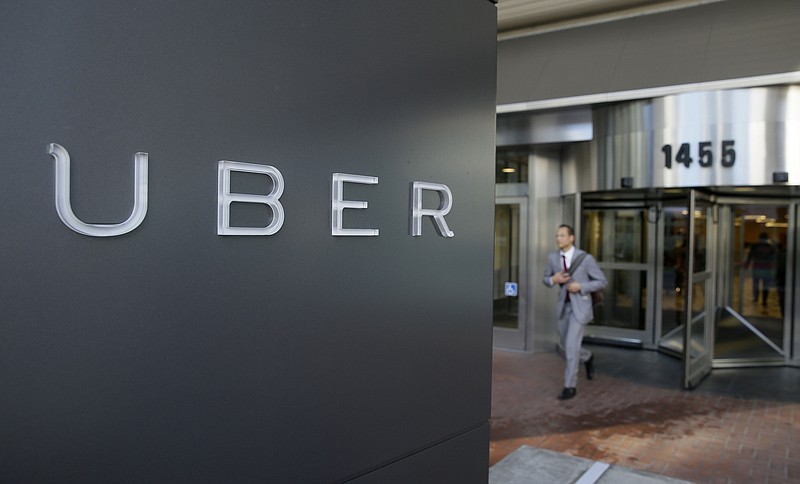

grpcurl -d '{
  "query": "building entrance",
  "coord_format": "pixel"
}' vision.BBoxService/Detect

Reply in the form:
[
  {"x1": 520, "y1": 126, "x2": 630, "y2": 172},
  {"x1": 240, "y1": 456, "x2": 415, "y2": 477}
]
[{"x1": 580, "y1": 190, "x2": 796, "y2": 386}]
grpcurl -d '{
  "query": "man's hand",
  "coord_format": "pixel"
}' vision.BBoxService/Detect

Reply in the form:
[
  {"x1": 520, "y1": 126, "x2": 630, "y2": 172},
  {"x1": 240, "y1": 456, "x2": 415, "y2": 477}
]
[
  {"x1": 567, "y1": 281, "x2": 582, "y2": 293},
  {"x1": 553, "y1": 271, "x2": 570, "y2": 284}
]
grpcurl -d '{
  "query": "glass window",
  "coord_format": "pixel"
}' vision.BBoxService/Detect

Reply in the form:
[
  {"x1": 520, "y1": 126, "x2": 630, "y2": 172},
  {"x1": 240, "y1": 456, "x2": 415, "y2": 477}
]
[
  {"x1": 496, "y1": 150, "x2": 528, "y2": 184},
  {"x1": 661, "y1": 207, "x2": 689, "y2": 338},
  {"x1": 690, "y1": 311, "x2": 707, "y2": 359},
  {"x1": 693, "y1": 206, "x2": 708, "y2": 274},
  {"x1": 592, "y1": 269, "x2": 647, "y2": 331},
  {"x1": 493, "y1": 204, "x2": 521, "y2": 329},
  {"x1": 581, "y1": 207, "x2": 648, "y2": 332},
  {"x1": 582, "y1": 209, "x2": 647, "y2": 263},
  {"x1": 691, "y1": 281, "x2": 706, "y2": 319}
]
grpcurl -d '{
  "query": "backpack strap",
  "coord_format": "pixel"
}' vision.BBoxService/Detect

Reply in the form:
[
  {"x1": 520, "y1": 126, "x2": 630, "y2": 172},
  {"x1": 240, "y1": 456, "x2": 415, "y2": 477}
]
[{"x1": 568, "y1": 252, "x2": 587, "y2": 276}]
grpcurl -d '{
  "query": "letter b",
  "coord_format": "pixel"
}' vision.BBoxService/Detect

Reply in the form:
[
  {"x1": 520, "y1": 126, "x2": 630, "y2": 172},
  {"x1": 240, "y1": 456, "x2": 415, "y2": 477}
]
[{"x1": 217, "y1": 161, "x2": 285, "y2": 236}]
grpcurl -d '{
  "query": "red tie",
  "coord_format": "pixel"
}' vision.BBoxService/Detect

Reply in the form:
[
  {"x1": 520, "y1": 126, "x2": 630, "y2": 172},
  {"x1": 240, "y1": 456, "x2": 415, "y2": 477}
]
[{"x1": 562, "y1": 255, "x2": 569, "y2": 301}]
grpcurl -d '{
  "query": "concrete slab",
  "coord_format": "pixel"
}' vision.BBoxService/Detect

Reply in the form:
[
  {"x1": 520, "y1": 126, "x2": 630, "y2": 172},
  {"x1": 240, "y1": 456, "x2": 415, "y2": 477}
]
[
  {"x1": 599, "y1": 466, "x2": 693, "y2": 484},
  {"x1": 489, "y1": 446, "x2": 694, "y2": 484},
  {"x1": 489, "y1": 446, "x2": 593, "y2": 483}
]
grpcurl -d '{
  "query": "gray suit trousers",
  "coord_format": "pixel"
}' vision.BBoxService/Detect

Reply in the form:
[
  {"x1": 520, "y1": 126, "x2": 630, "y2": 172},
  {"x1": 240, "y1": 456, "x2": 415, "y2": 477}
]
[{"x1": 558, "y1": 302, "x2": 592, "y2": 388}]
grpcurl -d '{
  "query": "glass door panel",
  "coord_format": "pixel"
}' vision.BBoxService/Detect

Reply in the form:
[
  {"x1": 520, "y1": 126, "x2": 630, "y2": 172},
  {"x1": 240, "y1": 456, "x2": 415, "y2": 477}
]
[
  {"x1": 493, "y1": 199, "x2": 527, "y2": 350},
  {"x1": 493, "y1": 204, "x2": 520, "y2": 329},
  {"x1": 581, "y1": 207, "x2": 651, "y2": 343},
  {"x1": 594, "y1": 269, "x2": 647, "y2": 330},
  {"x1": 659, "y1": 206, "x2": 689, "y2": 354},
  {"x1": 683, "y1": 192, "x2": 713, "y2": 389},
  {"x1": 715, "y1": 204, "x2": 788, "y2": 362}
]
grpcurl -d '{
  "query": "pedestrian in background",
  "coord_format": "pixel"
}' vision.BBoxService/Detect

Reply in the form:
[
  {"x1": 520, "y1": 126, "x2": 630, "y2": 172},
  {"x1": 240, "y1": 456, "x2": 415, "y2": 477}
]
[{"x1": 543, "y1": 224, "x2": 607, "y2": 400}]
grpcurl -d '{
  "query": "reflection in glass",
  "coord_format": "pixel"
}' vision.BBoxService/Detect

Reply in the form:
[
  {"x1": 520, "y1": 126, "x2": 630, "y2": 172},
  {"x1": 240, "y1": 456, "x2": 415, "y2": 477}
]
[
  {"x1": 687, "y1": 280, "x2": 708, "y2": 359},
  {"x1": 493, "y1": 205, "x2": 520, "y2": 329},
  {"x1": 693, "y1": 206, "x2": 708, "y2": 273},
  {"x1": 496, "y1": 151, "x2": 529, "y2": 184},
  {"x1": 690, "y1": 314, "x2": 706, "y2": 358},
  {"x1": 592, "y1": 269, "x2": 646, "y2": 330},
  {"x1": 691, "y1": 281, "x2": 705, "y2": 319},
  {"x1": 661, "y1": 207, "x2": 688, "y2": 338},
  {"x1": 581, "y1": 208, "x2": 648, "y2": 332},
  {"x1": 582, "y1": 209, "x2": 647, "y2": 263}
]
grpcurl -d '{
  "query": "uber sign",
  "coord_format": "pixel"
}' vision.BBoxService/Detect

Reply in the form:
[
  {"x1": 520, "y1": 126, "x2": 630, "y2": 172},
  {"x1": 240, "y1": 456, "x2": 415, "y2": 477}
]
[
  {"x1": 4, "y1": 1, "x2": 495, "y2": 482},
  {"x1": 48, "y1": 143, "x2": 455, "y2": 238}
]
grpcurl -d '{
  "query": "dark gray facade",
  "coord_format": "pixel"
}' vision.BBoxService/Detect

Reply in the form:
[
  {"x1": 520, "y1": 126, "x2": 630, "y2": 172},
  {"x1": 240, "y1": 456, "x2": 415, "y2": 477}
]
[{"x1": 0, "y1": 1, "x2": 497, "y2": 482}]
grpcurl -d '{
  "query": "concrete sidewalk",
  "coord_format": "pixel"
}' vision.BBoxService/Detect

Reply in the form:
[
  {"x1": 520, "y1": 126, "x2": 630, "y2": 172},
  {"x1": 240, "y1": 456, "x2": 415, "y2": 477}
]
[
  {"x1": 490, "y1": 446, "x2": 692, "y2": 484},
  {"x1": 490, "y1": 346, "x2": 800, "y2": 483}
]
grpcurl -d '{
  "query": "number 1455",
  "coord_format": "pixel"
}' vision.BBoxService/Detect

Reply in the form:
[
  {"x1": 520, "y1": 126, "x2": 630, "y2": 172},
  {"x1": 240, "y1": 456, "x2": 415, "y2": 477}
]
[{"x1": 662, "y1": 140, "x2": 736, "y2": 169}]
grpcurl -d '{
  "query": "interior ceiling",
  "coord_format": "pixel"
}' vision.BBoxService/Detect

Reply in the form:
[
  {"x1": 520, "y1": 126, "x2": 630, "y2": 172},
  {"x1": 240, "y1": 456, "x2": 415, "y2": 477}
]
[{"x1": 497, "y1": 0, "x2": 716, "y2": 34}]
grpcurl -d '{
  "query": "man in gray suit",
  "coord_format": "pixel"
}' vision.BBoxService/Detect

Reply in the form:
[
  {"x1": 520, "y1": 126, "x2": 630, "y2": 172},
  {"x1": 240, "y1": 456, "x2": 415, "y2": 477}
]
[{"x1": 543, "y1": 224, "x2": 607, "y2": 400}]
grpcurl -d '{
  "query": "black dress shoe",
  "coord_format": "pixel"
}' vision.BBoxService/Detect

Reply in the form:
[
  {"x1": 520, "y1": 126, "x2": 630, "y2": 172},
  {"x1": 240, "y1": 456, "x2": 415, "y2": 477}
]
[
  {"x1": 585, "y1": 355, "x2": 595, "y2": 380},
  {"x1": 557, "y1": 387, "x2": 576, "y2": 400}
]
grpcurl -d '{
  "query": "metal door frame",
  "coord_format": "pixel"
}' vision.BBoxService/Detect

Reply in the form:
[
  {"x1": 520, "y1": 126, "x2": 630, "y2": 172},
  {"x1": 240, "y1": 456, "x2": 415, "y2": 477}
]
[{"x1": 682, "y1": 190, "x2": 715, "y2": 389}]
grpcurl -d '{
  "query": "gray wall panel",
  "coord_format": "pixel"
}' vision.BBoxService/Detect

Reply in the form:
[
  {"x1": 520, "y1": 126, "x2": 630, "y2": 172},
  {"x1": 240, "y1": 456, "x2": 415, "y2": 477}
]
[
  {"x1": 0, "y1": 1, "x2": 496, "y2": 481},
  {"x1": 350, "y1": 424, "x2": 489, "y2": 484},
  {"x1": 498, "y1": 0, "x2": 800, "y2": 105}
]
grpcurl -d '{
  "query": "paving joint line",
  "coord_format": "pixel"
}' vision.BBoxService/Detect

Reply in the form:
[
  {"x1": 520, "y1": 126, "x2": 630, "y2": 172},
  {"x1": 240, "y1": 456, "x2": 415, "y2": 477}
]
[{"x1": 575, "y1": 461, "x2": 610, "y2": 484}]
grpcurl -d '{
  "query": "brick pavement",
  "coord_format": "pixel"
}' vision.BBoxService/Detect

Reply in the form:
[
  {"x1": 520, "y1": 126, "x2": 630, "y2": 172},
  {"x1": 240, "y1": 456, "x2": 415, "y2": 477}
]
[{"x1": 490, "y1": 348, "x2": 800, "y2": 483}]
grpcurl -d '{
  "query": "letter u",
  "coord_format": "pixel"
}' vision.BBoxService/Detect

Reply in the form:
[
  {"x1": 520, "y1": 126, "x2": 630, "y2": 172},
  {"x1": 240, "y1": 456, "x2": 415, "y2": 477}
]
[{"x1": 48, "y1": 143, "x2": 148, "y2": 237}]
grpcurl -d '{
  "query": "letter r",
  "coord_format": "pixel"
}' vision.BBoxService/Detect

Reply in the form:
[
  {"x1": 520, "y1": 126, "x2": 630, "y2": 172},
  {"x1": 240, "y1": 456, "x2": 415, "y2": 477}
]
[{"x1": 411, "y1": 181, "x2": 454, "y2": 237}]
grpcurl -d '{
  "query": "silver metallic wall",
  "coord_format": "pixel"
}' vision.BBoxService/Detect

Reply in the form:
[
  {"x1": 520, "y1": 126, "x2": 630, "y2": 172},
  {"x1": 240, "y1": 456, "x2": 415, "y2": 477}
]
[
  {"x1": 654, "y1": 87, "x2": 800, "y2": 188},
  {"x1": 572, "y1": 85, "x2": 800, "y2": 193}
]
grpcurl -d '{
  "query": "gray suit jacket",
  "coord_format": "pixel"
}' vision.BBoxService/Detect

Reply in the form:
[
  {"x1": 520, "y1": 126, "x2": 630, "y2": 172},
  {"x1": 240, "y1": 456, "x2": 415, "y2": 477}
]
[{"x1": 542, "y1": 249, "x2": 607, "y2": 325}]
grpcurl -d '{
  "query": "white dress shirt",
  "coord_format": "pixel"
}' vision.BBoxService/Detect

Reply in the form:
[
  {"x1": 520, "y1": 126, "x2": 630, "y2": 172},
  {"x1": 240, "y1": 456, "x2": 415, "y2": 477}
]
[
  {"x1": 561, "y1": 246, "x2": 575, "y2": 270},
  {"x1": 550, "y1": 246, "x2": 576, "y2": 285}
]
